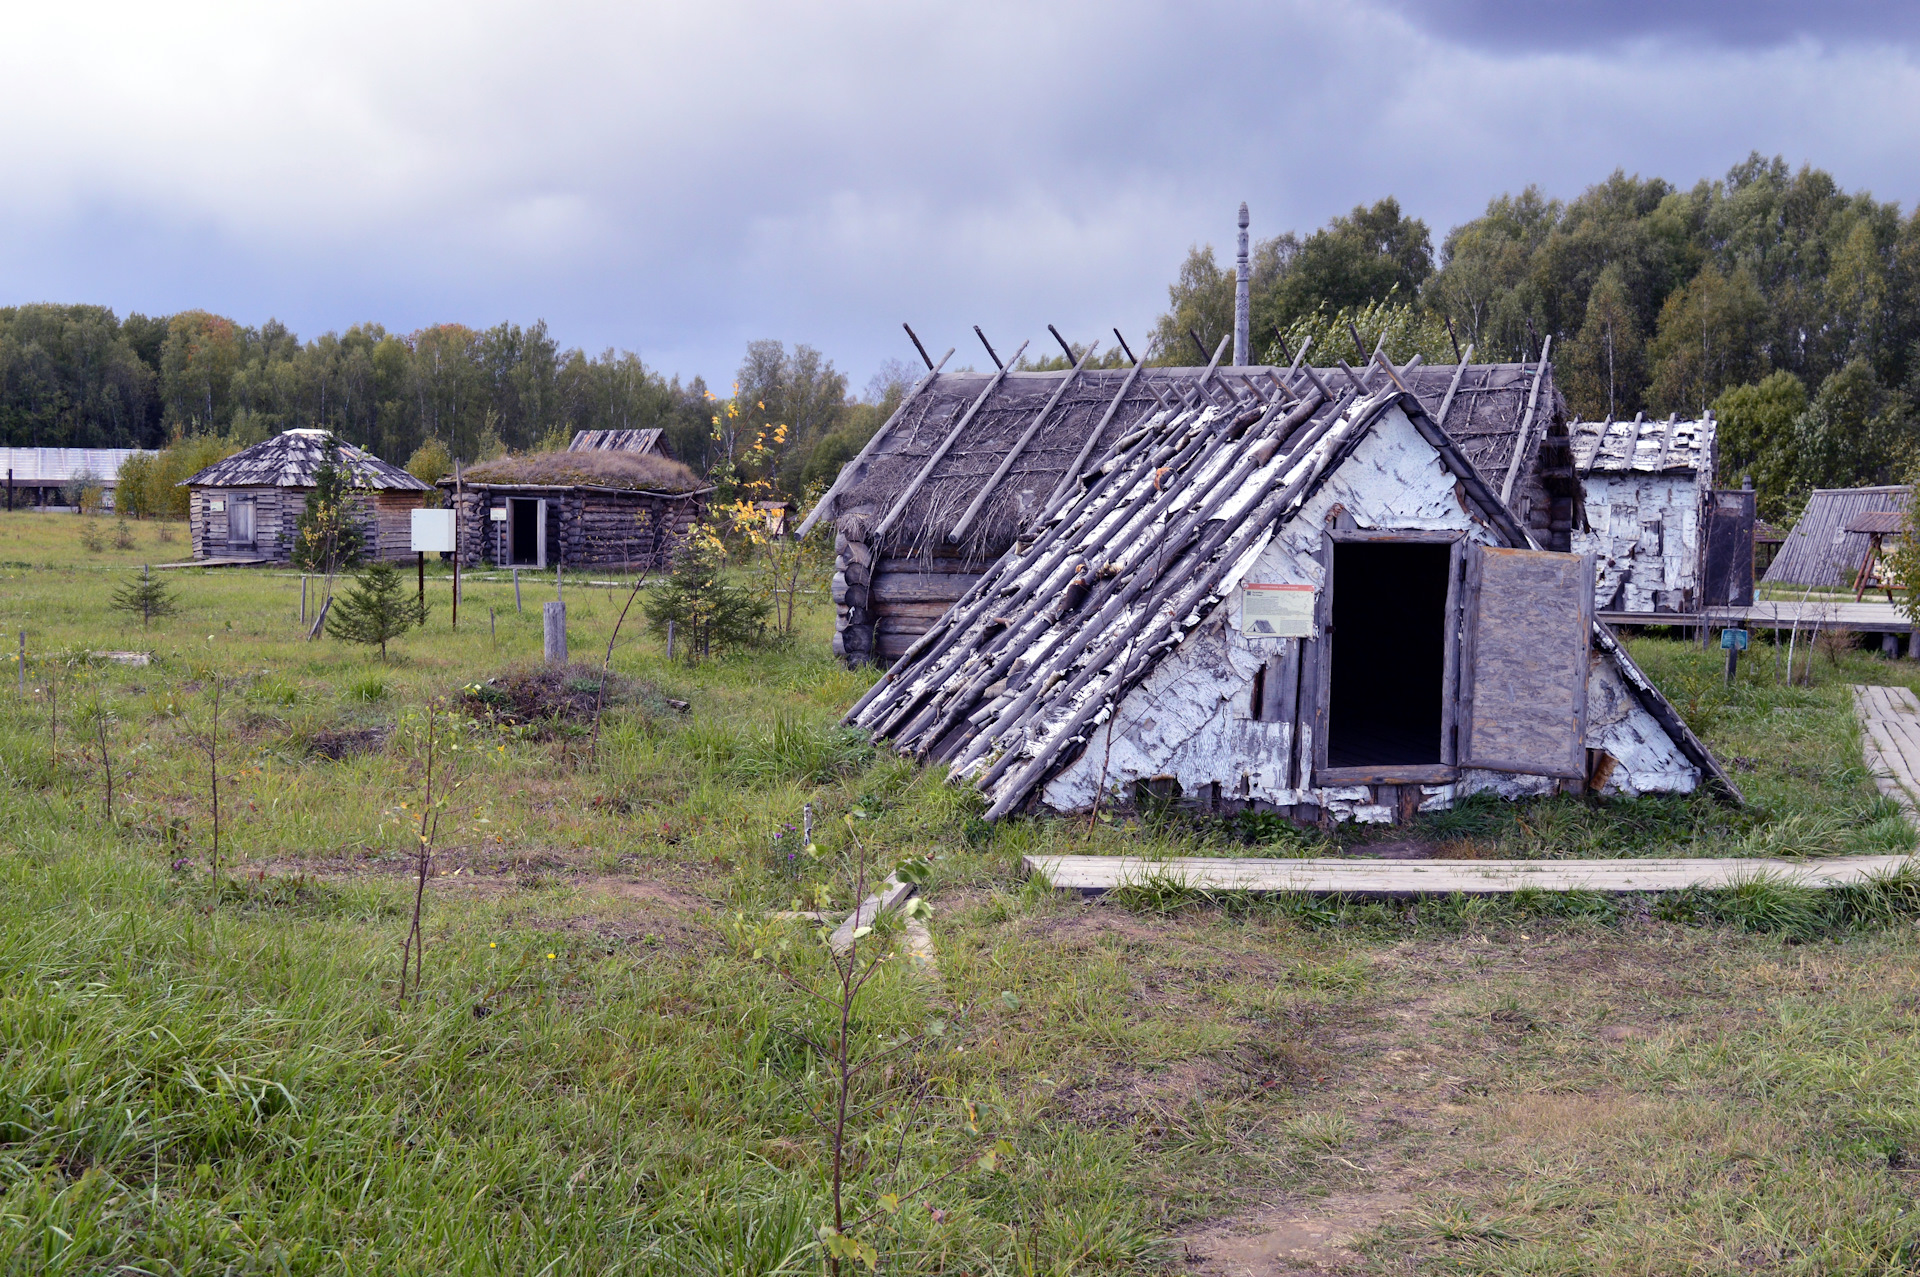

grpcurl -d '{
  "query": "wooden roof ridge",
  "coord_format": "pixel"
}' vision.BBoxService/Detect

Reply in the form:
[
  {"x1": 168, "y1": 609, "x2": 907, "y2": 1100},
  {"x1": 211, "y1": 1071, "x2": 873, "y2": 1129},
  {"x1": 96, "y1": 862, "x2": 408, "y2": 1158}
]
[{"x1": 848, "y1": 383, "x2": 1733, "y2": 818}]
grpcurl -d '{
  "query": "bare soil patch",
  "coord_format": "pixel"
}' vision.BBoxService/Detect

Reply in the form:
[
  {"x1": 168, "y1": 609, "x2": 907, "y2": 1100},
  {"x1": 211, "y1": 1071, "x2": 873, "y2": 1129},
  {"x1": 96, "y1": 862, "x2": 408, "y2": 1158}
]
[
  {"x1": 1182, "y1": 1191, "x2": 1414, "y2": 1276},
  {"x1": 460, "y1": 664, "x2": 685, "y2": 738}
]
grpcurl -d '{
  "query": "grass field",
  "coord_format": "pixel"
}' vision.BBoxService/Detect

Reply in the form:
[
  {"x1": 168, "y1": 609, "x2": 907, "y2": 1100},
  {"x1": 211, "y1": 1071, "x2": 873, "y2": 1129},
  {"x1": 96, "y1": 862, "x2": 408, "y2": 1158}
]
[{"x1": 6, "y1": 508, "x2": 1920, "y2": 1275}]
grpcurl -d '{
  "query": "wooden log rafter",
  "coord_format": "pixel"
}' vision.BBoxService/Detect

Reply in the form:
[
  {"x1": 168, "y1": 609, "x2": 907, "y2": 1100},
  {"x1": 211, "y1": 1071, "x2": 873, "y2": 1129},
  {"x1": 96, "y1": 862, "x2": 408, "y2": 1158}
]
[
  {"x1": 947, "y1": 339, "x2": 1099, "y2": 544},
  {"x1": 796, "y1": 346, "x2": 953, "y2": 539},
  {"x1": 869, "y1": 340, "x2": 1029, "y2": 547}
]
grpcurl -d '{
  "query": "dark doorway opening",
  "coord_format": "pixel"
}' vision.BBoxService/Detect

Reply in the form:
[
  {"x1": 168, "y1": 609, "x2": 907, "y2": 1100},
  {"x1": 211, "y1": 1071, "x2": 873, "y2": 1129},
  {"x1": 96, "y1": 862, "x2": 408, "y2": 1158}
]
[
  {"x1": 510, "y1": 498, "x2": 539, "y2": 565},
  {"x1": 1326, "y1": 541, "x2": 1451, "y2": 768}
]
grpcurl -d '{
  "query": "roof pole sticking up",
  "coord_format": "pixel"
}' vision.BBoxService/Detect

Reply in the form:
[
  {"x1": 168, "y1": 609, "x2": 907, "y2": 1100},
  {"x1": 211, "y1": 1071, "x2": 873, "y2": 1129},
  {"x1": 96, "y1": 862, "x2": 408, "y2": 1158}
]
[
  {"x1": 1189, "y1": 329, "x2": 1211, "y2": 363},
  {"x1": 1046, "y1": 353, "x2": 1148, "y2": 512},
  {"x1": 974, "y1": 326, "x2": 1003, "y2": 370},
  {"x1": 1499, "y1": 333, "x2": 1553, "y2": 511},
  {"x1": 870, "y1": 340, "x2": 1029, "y2": 546},
  {"x1": 1233, "y1": 202, "x2": 1251, "y2": 368},
  {"x1": 903, "y1": 323, "x2": 935, "y2": 371},
  {"x1": 949, "y1": 338, "x2": 1100, "y2": 544},
  {"x1": 1433, "y1": 343, "x2": 1475, "y2": 429},
  {"x1": 794, "y1": 344, "x2": 953, "y2": 539},
  {"x1": 1047, "y1": 324, "x2": 1077, "y2": 365},
  {"x1": 1111, "y1": 329, "x2": 1137, "y2": 364}
]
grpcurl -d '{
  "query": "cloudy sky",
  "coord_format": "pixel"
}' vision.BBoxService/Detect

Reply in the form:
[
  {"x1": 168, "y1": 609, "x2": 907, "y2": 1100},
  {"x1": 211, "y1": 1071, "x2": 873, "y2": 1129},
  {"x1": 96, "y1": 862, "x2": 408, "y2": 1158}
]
[{"x1": 3, "y1": 0, "x2": 1917, "y2": 390}]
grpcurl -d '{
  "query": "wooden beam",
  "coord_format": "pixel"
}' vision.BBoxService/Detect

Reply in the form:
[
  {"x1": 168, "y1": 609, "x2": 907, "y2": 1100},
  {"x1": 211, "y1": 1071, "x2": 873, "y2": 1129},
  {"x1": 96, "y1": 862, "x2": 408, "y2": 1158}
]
[
  {"x1": 949, "y1": 340, "x2": 1100, "y2": 543},
  {"x1": 974, "y1": 326, "x2": 1002, "y2": 369},
  {"x1": 1024, "y1": 853, "x2": 1917, "y2": 895},
  {"x1": 1044, "y1": 355, "x2": 1146, "y2": 511},
  {"x1": 903, "y1": 323, "x2": 934, "y2": 370},
  {"x1": 795, "y1": 347, "x2": 952, "y2": 538},
  {"x1": 1499, "y1": 333, "x2": 1553, "y2": 508},
  {"x1": 870, "y1": 341, "x2": 1029, "y2": 545},
  {"x1": 1433, "y1": 343, "x2": 1475, "y2": 429}
]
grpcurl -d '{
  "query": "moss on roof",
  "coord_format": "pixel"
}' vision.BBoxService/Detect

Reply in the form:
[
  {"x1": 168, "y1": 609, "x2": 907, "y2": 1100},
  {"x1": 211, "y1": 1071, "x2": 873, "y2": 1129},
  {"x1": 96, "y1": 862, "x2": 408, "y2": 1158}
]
[{"x1": 456, "y1": 450, "x2": 705, "y2": 493}]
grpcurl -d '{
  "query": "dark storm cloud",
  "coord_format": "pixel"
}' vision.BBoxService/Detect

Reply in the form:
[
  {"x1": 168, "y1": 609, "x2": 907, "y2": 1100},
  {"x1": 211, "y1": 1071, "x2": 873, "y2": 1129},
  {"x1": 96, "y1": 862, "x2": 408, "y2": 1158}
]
[{"x1": 1379, "y1": 0, "x2": 1920, "y2": 50}]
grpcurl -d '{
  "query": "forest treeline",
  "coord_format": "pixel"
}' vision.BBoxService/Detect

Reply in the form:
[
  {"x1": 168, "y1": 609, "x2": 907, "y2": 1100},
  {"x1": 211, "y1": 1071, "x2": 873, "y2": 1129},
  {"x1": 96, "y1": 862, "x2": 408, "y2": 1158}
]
[
  {"x1": 9, "y1": 151, "x2": 1918, "y2": 522},
  {"x1": 0, "y1": 307, "x2": 904, "y2": 503},
  {"x1": 1153, "y1": 153, "x2": 1920, "y2": 521}
]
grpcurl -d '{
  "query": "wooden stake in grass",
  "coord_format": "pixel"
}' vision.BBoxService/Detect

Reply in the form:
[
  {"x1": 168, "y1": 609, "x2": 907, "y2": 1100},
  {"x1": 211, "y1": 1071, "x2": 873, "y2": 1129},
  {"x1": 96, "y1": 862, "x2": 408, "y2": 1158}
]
[
  {"x1": 95, "y1": 701, "x2": 115, "y2": 826},
  {"x1": 208, "y1": 678, "x2": 222, "y2": 895},
  {"x1": 399, "y1": 701, "x2": 445, "y2": 1005}
]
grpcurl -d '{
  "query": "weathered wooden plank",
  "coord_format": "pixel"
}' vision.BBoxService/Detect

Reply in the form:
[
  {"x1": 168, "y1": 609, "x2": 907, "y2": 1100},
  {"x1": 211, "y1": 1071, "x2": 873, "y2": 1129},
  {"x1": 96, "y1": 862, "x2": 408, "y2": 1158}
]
[
  {"x1": 1853, "y1": 683, "x2": 1920, "y2": 820},
  {"x1": 870, "y1": 573, "x2": 976, "y2": 604},
  {"x1": 1024, "y1": 853, "x2": 1918, "y2": 895},
  {"x1": 1458, "y1": 545, "x2": 1591, "y2": 778}
]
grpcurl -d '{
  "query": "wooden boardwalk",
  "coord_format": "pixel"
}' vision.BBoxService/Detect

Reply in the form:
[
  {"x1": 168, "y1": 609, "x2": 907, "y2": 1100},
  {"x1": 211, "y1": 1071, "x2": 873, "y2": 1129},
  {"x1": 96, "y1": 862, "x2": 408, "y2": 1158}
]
[
  {"x1": 1024, "y1": 853, "x2": 1916, "y2": 896},
  {"x1": 1601, "y1": 601, "x2": 1914, "y2": 634},
  {"x1": 1854, "y1": 684, "x2": 1920, "y2": 820}
]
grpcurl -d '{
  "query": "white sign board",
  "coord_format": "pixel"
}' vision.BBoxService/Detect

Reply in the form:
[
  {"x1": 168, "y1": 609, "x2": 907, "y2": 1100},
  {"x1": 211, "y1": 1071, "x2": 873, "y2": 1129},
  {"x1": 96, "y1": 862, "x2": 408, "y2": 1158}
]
[
  {"x1": 489, "y1": 506, "x2": 508, "y2": 521},
  {"x1": 410, "y1": 508, "x2": 457, "y2": 554},
  {"x1": 1240, "y1": 583, "x2": 1316, "y2": 637}
]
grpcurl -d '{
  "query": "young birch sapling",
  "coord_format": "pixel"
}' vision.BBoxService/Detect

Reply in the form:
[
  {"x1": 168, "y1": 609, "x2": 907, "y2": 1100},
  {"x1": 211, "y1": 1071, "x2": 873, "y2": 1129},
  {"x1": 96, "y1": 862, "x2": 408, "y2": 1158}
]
[
  {"x1": 399, "y1": 700, "x2": 459, "y2": 1004},
  {"x1": 744, "y1": 817, "x2": 1006, "y2": 1274}
]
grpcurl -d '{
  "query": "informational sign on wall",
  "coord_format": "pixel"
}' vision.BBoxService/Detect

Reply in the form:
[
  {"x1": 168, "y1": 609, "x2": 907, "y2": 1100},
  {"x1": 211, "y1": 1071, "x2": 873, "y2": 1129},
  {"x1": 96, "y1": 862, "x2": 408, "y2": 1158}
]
[
  {"x1": 1240, "y1": 582, "x2": 1316, "y2": 637},
  {"x1": 411, "y1": 508, "x2": 457, "y2": 554}
]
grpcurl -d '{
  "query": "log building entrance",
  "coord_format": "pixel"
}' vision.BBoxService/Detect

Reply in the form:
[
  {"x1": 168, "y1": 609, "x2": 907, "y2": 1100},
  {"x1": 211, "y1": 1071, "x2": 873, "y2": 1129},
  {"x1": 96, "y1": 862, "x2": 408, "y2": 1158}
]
[
  {"x1": 509, "y1": 498, "x2": 545, "y2": 567},
  {"x1": 1326, "y1": 540, "x2": 1451, "y2": 768}
]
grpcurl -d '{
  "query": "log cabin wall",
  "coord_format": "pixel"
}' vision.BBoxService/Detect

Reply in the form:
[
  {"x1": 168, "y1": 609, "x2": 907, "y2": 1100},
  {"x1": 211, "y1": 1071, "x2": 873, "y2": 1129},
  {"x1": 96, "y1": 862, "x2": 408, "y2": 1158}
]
[
  {"x1": 450, "y1": 484, "x2": 706, "y2": 569},
  {"x1": 188, "y1": 486, "x2": 422, "y2": 562}
]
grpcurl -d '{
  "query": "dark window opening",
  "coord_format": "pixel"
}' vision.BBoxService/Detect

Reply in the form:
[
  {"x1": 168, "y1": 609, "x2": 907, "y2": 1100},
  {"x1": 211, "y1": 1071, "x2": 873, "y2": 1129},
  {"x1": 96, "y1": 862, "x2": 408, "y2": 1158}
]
[
  {"x1": 1326, "y1": 541, "x2": 1451, "y2": 768},
  {"x1": 1249, "y1": 663, "x2": 1267, "y2": 719},
  {"x1": 510, "y1": 498, "x2": 539, "y2": 565}
]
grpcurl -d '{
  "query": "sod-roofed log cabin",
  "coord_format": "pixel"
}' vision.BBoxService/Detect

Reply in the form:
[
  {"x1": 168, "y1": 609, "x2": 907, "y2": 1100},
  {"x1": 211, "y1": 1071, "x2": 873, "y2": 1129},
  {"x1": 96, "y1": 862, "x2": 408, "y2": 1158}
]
[
  {"x1": 846, "y1": 378, "x2": 1740, "y2": 827},
  {"x1": 181, "y1": 429, "x2": 431, "y2": 562},
  {"x1": 443, "y1": 450, "x2": 711, "y2": 571},
  {"x1": 804, "y1": 347, "x2": 1577, "y2": 666}
]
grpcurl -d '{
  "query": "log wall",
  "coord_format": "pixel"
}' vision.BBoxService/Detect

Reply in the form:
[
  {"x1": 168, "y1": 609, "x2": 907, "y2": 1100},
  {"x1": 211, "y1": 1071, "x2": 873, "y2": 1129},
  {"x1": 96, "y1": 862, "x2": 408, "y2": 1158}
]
[
  {"x1": 831, "y1": 508, "x2": 992, "y2": 665},
  {"x1": 450, "y1": 486, "x2": 706, "y2": 569}
]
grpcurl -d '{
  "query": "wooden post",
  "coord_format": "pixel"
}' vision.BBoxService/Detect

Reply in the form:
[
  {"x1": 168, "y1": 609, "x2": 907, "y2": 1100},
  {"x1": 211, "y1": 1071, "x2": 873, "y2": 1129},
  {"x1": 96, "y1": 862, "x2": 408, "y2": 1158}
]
[
  {"x1": 451, "y1": 461, "x2": 462, "y2": 631},
  {"x1": 1725, "y1": 637, "x2": 1739, "y2": 686},
  {"x1": 543, "y1": 600, "x2": 567, "y2": 665},
  {"x1": 417, "y1": 552, "x2": 425, "y2": 607},
  {"x1": 6, "y1": 468, "x2": 12, "y2": 511},
  {"x1": 513, "y1": 567, "x2": 522, "y2": 611},
  {"x1": 301, "y1": 574, "x2": 308, "y2": 624}
]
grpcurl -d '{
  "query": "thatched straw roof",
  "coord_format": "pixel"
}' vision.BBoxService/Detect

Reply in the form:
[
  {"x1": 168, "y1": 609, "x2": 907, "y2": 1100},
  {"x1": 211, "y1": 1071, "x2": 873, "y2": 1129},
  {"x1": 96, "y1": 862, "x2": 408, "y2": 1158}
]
[
  {"x1": 454, "y1": 449, "x2": 705, "y2": 494},
  {"x1": 182, "y1": 430, "x2": 429, "y2": 491},
  {"x1": 814, "y1": 357, "x2": 1565, "y2": 564}
]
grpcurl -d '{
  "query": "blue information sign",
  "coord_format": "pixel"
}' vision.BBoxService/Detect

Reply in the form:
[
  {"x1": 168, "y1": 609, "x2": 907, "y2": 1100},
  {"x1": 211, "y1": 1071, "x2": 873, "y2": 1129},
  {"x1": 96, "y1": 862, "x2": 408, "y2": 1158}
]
[{"x1": 1720, "y1": 628, "x2": 1749, "y2": 651}]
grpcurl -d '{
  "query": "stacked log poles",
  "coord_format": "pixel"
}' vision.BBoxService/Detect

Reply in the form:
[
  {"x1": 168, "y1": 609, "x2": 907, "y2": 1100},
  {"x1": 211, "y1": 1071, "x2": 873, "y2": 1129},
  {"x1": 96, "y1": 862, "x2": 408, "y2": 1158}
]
[
  {"x1": 864, "y1": 405, "x2": 1232, "y2": 740},
  {"x1": 796, "y1": 347, "x2": 954, "y2": 540},
  {"x1": 832, "y1": 523, "x2": 877, "y2": 664},
  {"x1": 949, "y1": 403, "x2": 1324, "y2": 778},
  {"x1": 844, "y1": 403, "x2": 1182, "y2": 723},
  {"x1": 875, "y1": 414, "x2": 1225, "y2": 748},
  {"x1": 869, "y1": 341, "x2": 1029, "y2": 547},
  {"x1": 896, "y1": 401, "x2": 1290, "y2": 750},
  {"x1": 948, "y1": 341, "x2": 1099, "y2": 544},
  {"x1": 979, "y1": 446, "x2": 1348, "y2": 818},
  {"x1": 960, "y1": 395, "x2": 1354, "y2": 793},
  {"x1": 1044, "y1": 359, "x2": 1148, "y2": 513},
  {"x1": 890, "y1": 394, "x2": 1308, "y2": 748}
]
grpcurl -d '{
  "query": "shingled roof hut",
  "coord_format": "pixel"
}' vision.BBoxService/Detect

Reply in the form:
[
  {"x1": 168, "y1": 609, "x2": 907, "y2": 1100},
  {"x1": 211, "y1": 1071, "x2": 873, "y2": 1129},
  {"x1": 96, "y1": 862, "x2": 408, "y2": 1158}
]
[
  {"x1": 1762, "y1": 486, "x2": 1912, "y2": 590},
  {"x1": 1568, "y1": 412, "x2": 1754, "y2": 617},
  {"x1": 182, "y1": 430, "x2": 430, "y2": 562},
  {"x1": 568, "y1": 428, "x2": 673, "y2": 459},
  {"x1": 805, "y1": 346, "x2": 1576, "y2": 665},
  {"x1": 846, "y1": 378, "x2": 1737, "y2": 827}
]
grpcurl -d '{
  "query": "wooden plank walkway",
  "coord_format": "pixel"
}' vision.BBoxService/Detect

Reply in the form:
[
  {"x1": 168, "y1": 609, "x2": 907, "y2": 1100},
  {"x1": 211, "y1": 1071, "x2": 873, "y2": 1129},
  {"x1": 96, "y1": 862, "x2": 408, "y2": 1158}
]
[
  {"x1": 1023, "y1": 853, "x2": 1916, "y2": 896},
  {"x1": 1709, "y1": 600, "x2": 1912, "y2": 634},
  {"x1": 1853, "y1": 684, "x2": 1920, "y2": 820}
]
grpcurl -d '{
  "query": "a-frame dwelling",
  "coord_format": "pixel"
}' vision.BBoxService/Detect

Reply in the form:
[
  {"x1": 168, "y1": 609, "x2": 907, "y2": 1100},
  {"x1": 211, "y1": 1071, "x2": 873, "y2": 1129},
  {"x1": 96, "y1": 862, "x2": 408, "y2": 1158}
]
[{"x1": 846, "y1": 368, "x2": 1739, "y2": 826}]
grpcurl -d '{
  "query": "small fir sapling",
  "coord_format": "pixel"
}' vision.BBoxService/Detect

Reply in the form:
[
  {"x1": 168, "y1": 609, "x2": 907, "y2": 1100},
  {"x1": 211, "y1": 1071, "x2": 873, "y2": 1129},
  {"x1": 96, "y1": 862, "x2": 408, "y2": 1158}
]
[
  {"x1": 643, "y1": 530, "x2": 769, "y2": 663},
  {"x1": 326, "y1": 561, "x2": 429, "y2": 659},
  {"x1": 109, "y1": 565, "x2": 180, "y2": 627}
]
